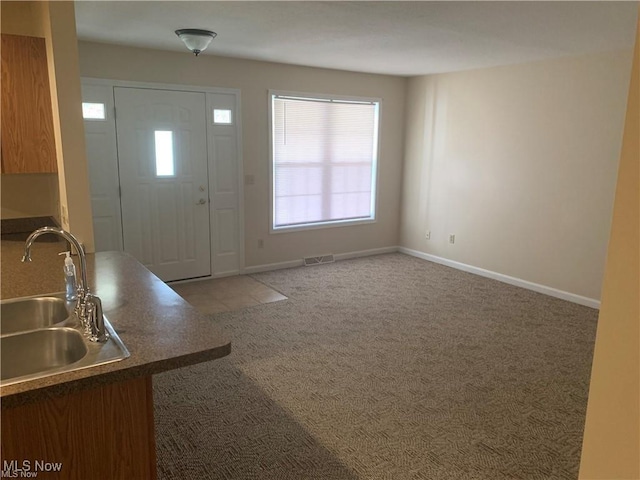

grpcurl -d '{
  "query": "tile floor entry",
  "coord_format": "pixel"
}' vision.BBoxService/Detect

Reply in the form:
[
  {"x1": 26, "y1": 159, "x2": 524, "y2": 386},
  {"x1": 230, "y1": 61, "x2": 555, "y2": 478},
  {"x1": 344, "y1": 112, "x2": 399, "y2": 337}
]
[{"x1": 169, "y1": 275, "x2": 287, "y2": 314}]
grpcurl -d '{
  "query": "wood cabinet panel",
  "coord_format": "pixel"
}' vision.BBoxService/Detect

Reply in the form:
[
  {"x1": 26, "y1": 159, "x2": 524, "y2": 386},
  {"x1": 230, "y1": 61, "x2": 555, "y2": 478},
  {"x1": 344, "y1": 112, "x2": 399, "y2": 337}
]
[
  {"x1": 1, "y1": 376, "x2": 157, "y2": 480},
  {"x1": 1, "y1": 34, "x2": 57, "y2": 174}
]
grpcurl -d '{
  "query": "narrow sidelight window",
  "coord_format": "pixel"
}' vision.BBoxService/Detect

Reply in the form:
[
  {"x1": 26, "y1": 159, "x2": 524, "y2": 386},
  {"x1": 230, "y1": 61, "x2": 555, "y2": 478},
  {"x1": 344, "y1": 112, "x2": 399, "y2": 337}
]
[
  {"x1": 82, "y1": 102, "x2": 106, "y2": 120},
  {"x1": 213, "y1": 109, "x2": 233, "y2": 125}
]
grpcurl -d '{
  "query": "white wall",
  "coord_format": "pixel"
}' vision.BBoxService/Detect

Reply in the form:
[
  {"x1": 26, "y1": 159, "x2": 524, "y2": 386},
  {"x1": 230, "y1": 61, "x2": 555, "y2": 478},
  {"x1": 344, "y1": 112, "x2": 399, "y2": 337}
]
[
  {"x1": 77, "y1": 41, "x2": 406, "y2": 268},
  {"x1": 401, "y1": 50, "x2": 632, "y2": 301},
  {"x1": 1, "y1": 174, "x2": 59, "y2": 220},
  {"x1": 44, "y1": 1, "x2": 95, "y2": 251}
]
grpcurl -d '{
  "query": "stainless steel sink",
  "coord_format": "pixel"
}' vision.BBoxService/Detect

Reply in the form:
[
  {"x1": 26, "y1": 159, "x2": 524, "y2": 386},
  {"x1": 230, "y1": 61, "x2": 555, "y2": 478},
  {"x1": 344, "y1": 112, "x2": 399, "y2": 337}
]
[
  {"x1": 1, "y1": 328, "x2": 88, "y2": 381},
  {"x1": 1, "y1": 296, "x2": 70, "y2": 335},
  {"x1": 0, "y1": 293, "x2": 130, "y2": 386}
]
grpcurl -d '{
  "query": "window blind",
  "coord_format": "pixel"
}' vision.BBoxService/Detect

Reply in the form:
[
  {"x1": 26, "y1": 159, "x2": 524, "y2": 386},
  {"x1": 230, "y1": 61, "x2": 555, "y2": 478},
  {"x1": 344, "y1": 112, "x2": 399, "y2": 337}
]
[{"x1": 272, "y1": 94, "x2": 379, "y2": 229}]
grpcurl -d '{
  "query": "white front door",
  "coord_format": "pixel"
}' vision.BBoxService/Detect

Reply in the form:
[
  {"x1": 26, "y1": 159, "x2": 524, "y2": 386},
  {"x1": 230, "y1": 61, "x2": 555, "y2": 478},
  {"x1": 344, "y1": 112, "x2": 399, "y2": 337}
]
[{"x1": 114, "y1": 87, "x2": 211, "y2": 281}]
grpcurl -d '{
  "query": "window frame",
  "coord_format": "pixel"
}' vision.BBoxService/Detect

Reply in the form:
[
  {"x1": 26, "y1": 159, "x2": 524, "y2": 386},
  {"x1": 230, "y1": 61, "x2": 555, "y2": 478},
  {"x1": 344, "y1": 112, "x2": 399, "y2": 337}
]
[{"x1": 268, "y1": 89, "x2": 381, "y2": 234}]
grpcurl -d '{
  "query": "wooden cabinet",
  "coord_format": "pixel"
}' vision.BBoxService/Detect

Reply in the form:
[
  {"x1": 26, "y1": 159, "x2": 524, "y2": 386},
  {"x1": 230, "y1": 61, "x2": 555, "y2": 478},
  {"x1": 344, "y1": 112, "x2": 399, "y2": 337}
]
[
  {"x1": 1, "y1": 34, "x2": 57, "y2": 174},
  {"x1": 1, "y1": 376, "x2": 157, "y2": 479}
]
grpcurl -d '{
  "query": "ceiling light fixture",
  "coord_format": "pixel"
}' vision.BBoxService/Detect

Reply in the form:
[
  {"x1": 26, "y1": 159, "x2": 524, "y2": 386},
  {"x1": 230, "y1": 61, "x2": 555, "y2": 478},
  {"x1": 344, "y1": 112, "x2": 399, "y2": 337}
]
[{"x1": 175, "y1": 29, "x2": 217, "y2": 56}]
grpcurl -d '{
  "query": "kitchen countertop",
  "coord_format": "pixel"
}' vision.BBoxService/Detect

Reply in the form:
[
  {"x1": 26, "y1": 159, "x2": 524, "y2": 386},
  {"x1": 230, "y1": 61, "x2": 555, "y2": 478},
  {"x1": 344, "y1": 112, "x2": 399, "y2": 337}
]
[{"x1": 1, "y1": 240, "x2": 231, "y2": 406}]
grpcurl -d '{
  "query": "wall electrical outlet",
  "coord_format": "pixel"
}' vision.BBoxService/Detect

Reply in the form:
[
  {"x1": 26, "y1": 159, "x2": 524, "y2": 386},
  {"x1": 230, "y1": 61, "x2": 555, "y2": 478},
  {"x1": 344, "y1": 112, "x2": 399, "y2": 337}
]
[
  {"x1": 449, "y1": 234, "x2": 455, "y2": 244},
  {"x1": 257, "y1": 239, "x2": 264, "y2": 249},
  {"x1": 425, "y1": 231, "x2": 431, "y2": 240}
]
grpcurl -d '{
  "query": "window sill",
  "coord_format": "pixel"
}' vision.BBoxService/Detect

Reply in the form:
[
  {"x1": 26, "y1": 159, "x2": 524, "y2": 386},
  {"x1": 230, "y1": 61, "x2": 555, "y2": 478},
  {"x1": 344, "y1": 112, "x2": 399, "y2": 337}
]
[{"x1": 270, "y1": 217, "x2": 377, "y2": 234}]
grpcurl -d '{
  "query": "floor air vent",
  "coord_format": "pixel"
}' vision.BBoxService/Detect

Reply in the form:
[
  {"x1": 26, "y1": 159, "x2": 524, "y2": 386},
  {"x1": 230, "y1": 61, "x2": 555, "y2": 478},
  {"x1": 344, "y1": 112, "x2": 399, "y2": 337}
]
[{"x1": 303, "y1": 254, "x2": 335, "y2": 266}]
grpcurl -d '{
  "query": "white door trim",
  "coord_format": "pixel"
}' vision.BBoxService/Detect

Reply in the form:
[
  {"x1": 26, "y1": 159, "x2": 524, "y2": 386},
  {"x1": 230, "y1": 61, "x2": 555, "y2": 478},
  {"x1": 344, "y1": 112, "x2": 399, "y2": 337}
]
[{"x1": 81, "y1": 77, "x2": 245, "y2": 276}]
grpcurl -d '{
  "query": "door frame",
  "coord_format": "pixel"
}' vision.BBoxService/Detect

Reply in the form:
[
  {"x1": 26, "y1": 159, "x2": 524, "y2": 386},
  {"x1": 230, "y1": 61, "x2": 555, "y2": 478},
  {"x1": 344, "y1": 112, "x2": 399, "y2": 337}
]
[{"x1": 81, "y1": 77, "x2": 245, "y2": 277}]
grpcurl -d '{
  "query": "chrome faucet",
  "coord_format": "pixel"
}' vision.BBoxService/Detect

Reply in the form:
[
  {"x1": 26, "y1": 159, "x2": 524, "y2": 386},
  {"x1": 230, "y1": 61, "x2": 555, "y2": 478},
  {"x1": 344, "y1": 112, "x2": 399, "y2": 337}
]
[{"x1": 22, "y1": 227, "x2": 109, "y2": 343}]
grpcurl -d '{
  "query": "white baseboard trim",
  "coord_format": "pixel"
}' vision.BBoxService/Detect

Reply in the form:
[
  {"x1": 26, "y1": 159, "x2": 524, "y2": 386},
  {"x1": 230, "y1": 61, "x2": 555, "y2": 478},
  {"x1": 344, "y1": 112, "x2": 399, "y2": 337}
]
[
  {"x1": 243, "y1": 259, "x2": 304, "y2": 275},
  {"x1": 244, "y1": 246, "x2": 399, "y2": 275},
  {"x1": 243, "y1": 245, "x2": 600, "y2": 309},
  {"x1": 398, "y1": 247, "x2": 600, "y2": 309},
  {"x1": 333, "y1": 246, "x2": 399, "y2": 261},
  {"x1": 166, "y1": 270, "x2": 241, "y2": 285}
]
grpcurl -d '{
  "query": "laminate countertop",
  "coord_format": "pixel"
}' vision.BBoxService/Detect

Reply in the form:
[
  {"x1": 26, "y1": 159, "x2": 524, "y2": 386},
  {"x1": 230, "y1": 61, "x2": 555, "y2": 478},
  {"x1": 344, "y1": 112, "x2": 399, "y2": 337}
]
[{"x1": 0, "y1": 240, "x2": 231, "y2": 406}]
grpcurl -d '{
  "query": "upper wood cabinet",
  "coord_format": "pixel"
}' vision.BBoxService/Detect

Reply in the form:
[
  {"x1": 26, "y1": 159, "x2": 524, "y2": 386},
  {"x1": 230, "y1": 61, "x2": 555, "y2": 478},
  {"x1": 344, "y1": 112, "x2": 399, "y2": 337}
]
[{"x1": 1, "y1": 34, "x2": 57, "y2": 174}]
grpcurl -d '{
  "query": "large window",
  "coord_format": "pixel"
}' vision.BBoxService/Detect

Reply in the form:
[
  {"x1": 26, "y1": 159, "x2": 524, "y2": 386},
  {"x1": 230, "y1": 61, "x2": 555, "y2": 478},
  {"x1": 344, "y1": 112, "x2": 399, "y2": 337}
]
[{"x1": 270, "y1": 92, "x2": 380, "y2": 231}]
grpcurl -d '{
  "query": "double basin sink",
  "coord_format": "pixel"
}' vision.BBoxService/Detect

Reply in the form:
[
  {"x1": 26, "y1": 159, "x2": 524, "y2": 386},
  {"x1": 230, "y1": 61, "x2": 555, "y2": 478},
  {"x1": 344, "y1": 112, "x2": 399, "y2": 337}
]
[{"x1": 1, "y1": 294, "x2": 129, "y2": 386}]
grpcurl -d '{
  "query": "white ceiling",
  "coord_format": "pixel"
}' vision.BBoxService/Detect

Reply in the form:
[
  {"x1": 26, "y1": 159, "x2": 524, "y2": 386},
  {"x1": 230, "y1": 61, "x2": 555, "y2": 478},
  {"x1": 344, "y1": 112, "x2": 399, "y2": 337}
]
[{"x1": 74, "y1": 1, "x2": 638, "y2": 76}]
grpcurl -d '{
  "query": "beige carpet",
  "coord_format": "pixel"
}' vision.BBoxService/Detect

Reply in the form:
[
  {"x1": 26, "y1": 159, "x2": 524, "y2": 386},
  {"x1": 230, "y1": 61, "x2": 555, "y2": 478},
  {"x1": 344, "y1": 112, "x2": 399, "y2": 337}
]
[{"x1": 154, "y1": 253, "x2": 598, "y2": 479}]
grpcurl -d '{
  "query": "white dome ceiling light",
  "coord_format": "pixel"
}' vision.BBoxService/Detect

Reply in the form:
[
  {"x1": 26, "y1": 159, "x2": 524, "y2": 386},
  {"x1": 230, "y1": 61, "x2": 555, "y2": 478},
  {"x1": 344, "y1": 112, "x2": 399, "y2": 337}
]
[{"x1": 175, "y1": 29, "x2": 217, "y2": 56}]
